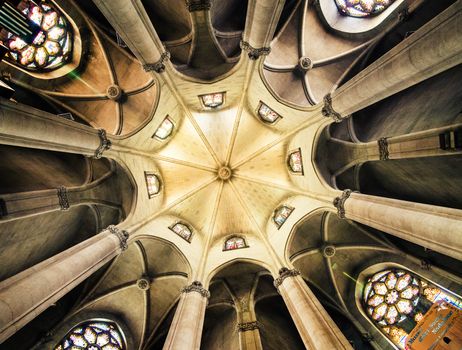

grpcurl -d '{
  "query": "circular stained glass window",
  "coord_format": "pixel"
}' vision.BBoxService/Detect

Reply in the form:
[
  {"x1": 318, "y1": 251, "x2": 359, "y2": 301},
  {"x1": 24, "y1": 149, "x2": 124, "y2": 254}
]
[{"x1": 334, "y1": 0, "x2": 396, "y2": 18}]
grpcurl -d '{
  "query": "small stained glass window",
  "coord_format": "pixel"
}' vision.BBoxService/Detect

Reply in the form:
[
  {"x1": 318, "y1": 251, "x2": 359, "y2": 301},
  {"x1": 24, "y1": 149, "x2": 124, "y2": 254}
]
[
  {"x1": 54, "y1": 320, "x2": 125, "y2": 350},
  {"x1": 273, "y1": 205, "x2": 294, "y2": 229},
  {"x1": 224, "y1": 236, "x2": 247, "y2": 251},
  {"x1": 200, "y1": 92, "x2": 224, "y2": 108},
  {"x1": 153, "y1": 116, "x2": 174, "y2": 140},
  {"x1": 258, "y1": 102, "x2": 282, "y2": 124},
  {"x1": 4, "y1": 0, "x2": 73, "y2": 71},
  {"x1": 288, "y1": 148, "x2": 303, "y2": 174},
  {"x1": 145, "y1": 172, "x2": 160, "y2": 198},
  {"x1": 334, "y1": 0, "x2": 396, "y2": 18},
  {"x1": 169, "y1": 222, "x2": 193, "y2": 242}
]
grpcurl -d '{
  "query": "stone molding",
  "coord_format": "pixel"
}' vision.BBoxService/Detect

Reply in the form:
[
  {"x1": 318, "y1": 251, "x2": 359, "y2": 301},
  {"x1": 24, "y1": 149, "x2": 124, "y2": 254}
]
[
  {"x1": 95, "y1": 129, "x2": 112, "y2": 159},
  {"x1": 240, "y1": 40, "x2": 271, "y2": 60},
  {"x1": 377, "y1": 137, "x2": 389, "y2": 160},
  {"x1": 333, "y1": 189, "x2": 352, "y2": 219},
  {"x1": 143, "y1": 51, "x2": 171, "y2": 73},
  {"x1": 322, "y1": 93, "x2": 342, "y2": 123},
  {"x1": 107, "y1": 225, "x2": 129, "y2": 251},
  {"x1": 237, "y1": 321, "x2": 260, "y2": 332},
  {"x1": 182, "y1": 281, "x2": 210, "y2": 298},
  {"x1": 186, "y1": 0, "x2": 211, "y2": 11},
  {"x1": 273, "y1": 267, "x2": 301, "y2": 288},
  {"x1": 57, "y1": 186, "x2": 70, "y2": 210}
]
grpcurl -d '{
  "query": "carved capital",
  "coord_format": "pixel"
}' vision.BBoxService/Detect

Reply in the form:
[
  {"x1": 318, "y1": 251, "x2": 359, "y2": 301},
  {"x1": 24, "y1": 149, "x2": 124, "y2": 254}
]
[
  {"x1": 186, "y1": 0, "x2": 211, "y2": 11},
  {"x1": 377, "y1": 137, "x2": 389, "y2": 160},
  {"x1": 240, "y1": 40, "x2": 271, "y2": 60},
  {"x1": 95, "y1": 129, "x2": 112, "y2": 159},
  {"x1": 273, "y1": 267, "x2": 301, "y2": 288},
  {"x1": 237, "y1": 321, "x2": 260, "y2": 332},
  {"x1": 182, "y1": 281, "x2": 210, "y2": 298},
  {"x1": 322, "y1": 93, "x2": 342, "y2": 123},
  {"x1": 143, "y1": 51, "x2": 171, "y2": 73},
  {"x1": 57, "y1": 186, "x2": 69, "y2": 210},
  {"x1": 333, "y1": 189, "x2": 352, "y2": 219},
  {"x1": 107, "y1": 225, "x2": 129, "y2": 251}
]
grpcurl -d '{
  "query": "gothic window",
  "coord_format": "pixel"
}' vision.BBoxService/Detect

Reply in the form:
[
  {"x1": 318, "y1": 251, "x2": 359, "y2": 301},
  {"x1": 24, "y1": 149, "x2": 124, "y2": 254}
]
[
  {"x1": 334, "y1": 0, "x2": 396, "y2": 18},
  {"x1": 200, "y1": 92, "x2": 225, "y2": 108},
  {"x1": 224, "y1": 236, "x2": 247, "y2": 251},
  {"x1": 153, "y1": 116, "x2": 174, "y2": 140},
  {"x1": 54, "y1": 320, "x2": 125, "y2": 350},
  {"x1": 362, "y1": 268, "x2": 462, "y2": 349},
  {"x1": 144, "y1": 172, "x2": 161, "y2": 198},
  {"x1": 169, "y1": 222, "x2": 193, "y2": 242},
  {"x1": 272, "y1": 205, "x2": 294, "y2": 229},
  {"x1": 288, "y1": 148, "x2": 303, "y2": 174},
  {"x1": 257, "y1": 102, "x2": 282, "y2": 124},
  {"x1": 2, "y1": 0, "x2": 73, "y2": 71}
]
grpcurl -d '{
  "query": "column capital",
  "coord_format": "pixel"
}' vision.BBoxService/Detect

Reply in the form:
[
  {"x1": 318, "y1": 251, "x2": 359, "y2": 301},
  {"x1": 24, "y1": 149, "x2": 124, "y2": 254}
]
[
  {"x1": 377, "y1": 137, "x2": 389, "y2": 160},
  {"x1": 186, "y1": 0, "x2": 211, "y2": 12},
  {"x1": 94, "y1": 129, "x2": 112, "y2": 159},
  {"x1": 143, "y1": 51, "x2": 171, "y2": 73},
  {"x1": 107, "y1": 225, "x2": 129, "y2": 251},
  {"x1": 181, "y1": 281, "x2": 210, "y2": 298},
  {"x1": 237, "y1": 321, "x2": 260, "y2": 332},
  {"x1": 333, "y1": 189, "x2": 353, "y2": 219},
  {"x1": 322, "y1": 93, "x2": 343, "y2": 123},
  {"x1": 240, "y1": 40, "x2": 271, "y2": 60},
  {"x1": 273, "y1": 267, "x2": 301, "y2": 288},
  {"x1": 56, "y1": 186, "x2": 69, "y2": 211}
]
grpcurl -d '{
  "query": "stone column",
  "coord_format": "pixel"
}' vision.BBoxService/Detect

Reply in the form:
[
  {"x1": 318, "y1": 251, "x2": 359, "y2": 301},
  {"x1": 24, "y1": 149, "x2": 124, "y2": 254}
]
[
  {"x1": 91, "y1": 0, "x2": 169, "y2": 73},
  {"x1": 0, "y1": 225, "x2": 129, "y2": 343},
  {"x1": 274, "y1": 268, "x2": 352, "y2": 350},
  {"x1": 163, "y1": 281, "x2": 209, "y2": 350},
  {"x1": 0, "y1": 98, "x2": 111, "y2": 157},
  {"x1": 322, "y1": 1, "x2": 462, "y2": 122},
  {"x1": 241, "y1": 0, "x2": 285, "y2": 60},
  {"x1": 333, "y1": 190, "x2": 462, "y2": 260},
  {"x1": 238, "y1": 321, "x2": 263, "y2": 350}
]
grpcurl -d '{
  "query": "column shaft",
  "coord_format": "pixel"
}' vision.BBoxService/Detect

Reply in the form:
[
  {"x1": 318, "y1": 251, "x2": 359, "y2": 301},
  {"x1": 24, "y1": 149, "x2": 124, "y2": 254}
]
[{"x1": 0, "y1": 226, "x2": 128, "y2": 343}]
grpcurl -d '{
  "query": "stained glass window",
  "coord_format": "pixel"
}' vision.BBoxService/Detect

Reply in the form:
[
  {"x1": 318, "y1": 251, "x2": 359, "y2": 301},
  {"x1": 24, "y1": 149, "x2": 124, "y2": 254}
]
[
  {"x1": 153, "y1": 116, "x2": 174, "y2": 140},
  {"x1": 362, "y1": 268, "x2": 462, "y2": 349},
  {"x1": 200, "y1": 92, "x2": 224, "y2": 108},
  {"x1": 258, "y1": 102, "x2": 282, "y2": 124},
  {"x1": 54, "y1": 320, "x2": 125, "y2": 350},
  {"x1": 3, "y1": 0, "x2": 73, "y2": 71},
  {"x1": 144, "y1": 172, "x2": 161, "y2": 198},
  {"x1": 224, "y1": 236, "x2": 247, "y2": 251},
  {"x1": 288, "y1": 148, "x2": 303, "y2": 174},
  {"x1": 272, "y1": 205, "x2": 294, "y2": 229},
  {"x1": 334, "y1": 0, "x2": 396, "y2": 18},
  {"x1": 169, "y1": 222, "x2": 193, "y2": 242}
]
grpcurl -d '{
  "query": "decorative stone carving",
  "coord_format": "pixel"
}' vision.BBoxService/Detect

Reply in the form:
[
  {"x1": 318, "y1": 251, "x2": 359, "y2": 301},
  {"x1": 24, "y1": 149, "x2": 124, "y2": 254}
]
[
  {"x1": 322, "y1": 93, "x2": 342, "y2": 123},
  {"x1": 420, "y1": 259, "x2": 432, "y2": 271},
  {"x1": 182, "y1": 281, "x2": 210, "y2": 298},
  {"x1": 218, "y1": 166, "x2": 232, "y2": 180},
  {"x1": 398, "y1": 7, "x2": 410, "y2": 22},
  {"x1": 57, "y1": 186, "x2": 70, "y2": 210},
  {"x1": 333, "y1": 189, "x2": 352, "y2": 219},
  {"x1": 362, "y1": 333, "x2": 374, "y2": 342},
  {"x1": 237, "y1": 321, "x2": 260, "y2": 332},
  {"x1": 273, "y1": 267, "x2": 301, "y2": 288},
  {"x1": 143, "y1": 51, "x2": 171, "y2": 73},
  {"x1": 296, "y1": 56, "x2": 313, "y2": 75},
  {"x1": 240, "y1": 40, "x2": 271, "y2": 60},
  {"x1": 106, "y1": 85, "x2": 123, "y2": 101},
  {"x1": 137, "y1": 278, "x2": 150, "y2": 290},
  {"x1": 107, "y1": 225, "x2": 129, "y2": 251},
  {"x1": 94, "y1": 129, "x2": 112, "y2": 159},
  {"x1": 322, "y1": 245, "x2": 336, "y2": 258},
  {"x1": 186, "y1": 0, "x2": 211, "y2": 11},
  {"x1": 377, "y1": 137, "x2": 389, "y2": 160}
]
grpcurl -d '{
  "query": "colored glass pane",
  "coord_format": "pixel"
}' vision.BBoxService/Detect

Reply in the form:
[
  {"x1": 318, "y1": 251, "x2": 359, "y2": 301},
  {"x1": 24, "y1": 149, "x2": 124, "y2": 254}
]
[
  {"x1": 334, "y1": 0, "x2": 396, "y2": 18},
  {"x1": 145, "y1": 173, "x2": 160, "y2": 197},
  {"x1": 170, "y1": 222, "x2": 192, "y2": 241},
  {"x1": 288, "y1": 149, "x2": 303, "y2": 174},
  {"x1": 224, "y1": 236, "x2": 246, "y2": 250},
  {"x1": 201, "y1": 93, "x2": 224, "y2": 108},
  {"x1": 153, "y1": 117, "x2": 174, "y2": 140},
  {"x1": 258, "y1": 103, "x2": 281, "y2": 124},
  {"x1": 273, "y1": 205, "x2": 294, "y2": 229}
]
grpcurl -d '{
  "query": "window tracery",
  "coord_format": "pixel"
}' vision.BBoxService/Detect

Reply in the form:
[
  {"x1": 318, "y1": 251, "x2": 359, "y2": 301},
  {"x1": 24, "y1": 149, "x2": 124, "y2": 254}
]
[
  {"x1": 224, "y1": 236, "x2": 247, "y2": 251},
  {"x1": 288, "y1": 148, "x2": 303, "y2": 174},
  {"x1": 144, "y1": 172, "x2": 161, "y2": 198},
  {"x1": 362, "y1": 268, "x2": 462, "y2": 348},
  {"x1": 200, "y1": 92, "x2": 225, "y2": 108},
  {"x1": 54, "y1": 320, "x2": 125, "y2": 350},
  {"x1": 2, "y1": 0, "x2": 73, "y2": 71},
  {"x1": 257, "y1": 102, "x2": 281, "y2": 124},
  {"x1": 272, "y1": 205, "x2": 294, "y2": 229},
  {"x1": 153, "y1": 116, "x2": 174, "y2": 140},
  {"x1": 169, "y1": 222, "x2": 193, "y2": 242},
  {"x1": 334, "y1": 0, "x2": 396, "y2": 18}
]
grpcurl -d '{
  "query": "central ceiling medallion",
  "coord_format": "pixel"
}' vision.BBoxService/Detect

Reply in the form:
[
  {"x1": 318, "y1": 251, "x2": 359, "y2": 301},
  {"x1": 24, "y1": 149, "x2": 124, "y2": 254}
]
[{"x1": 218, "y1": 166, "x2": 232, "y2": 181}]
